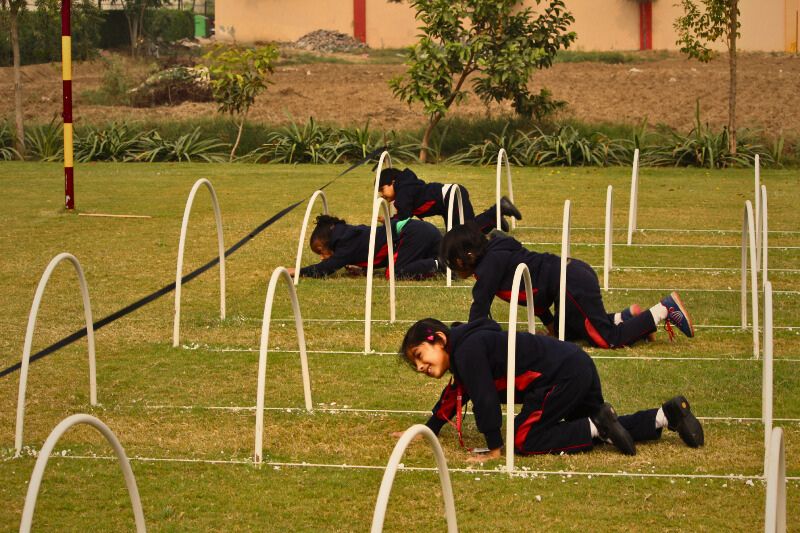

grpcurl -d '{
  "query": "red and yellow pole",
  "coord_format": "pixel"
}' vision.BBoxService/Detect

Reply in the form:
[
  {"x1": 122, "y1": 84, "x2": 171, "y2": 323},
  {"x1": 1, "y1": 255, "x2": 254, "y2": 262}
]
[{"x1": 61, "y1": 1, "x2": 74, "y2": 210}]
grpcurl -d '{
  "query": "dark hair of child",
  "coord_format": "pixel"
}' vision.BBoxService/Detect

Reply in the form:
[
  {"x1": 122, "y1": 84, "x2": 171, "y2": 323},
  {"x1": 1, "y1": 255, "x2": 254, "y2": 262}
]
[
  {"x1": 378, "y1": 167, "x2": 403, "y2": 187},
  {"x1": 398, "y1": 317, "x2": 451, "y2": 369},
  {"x1": 439, "y1": 222, "x2": 489, "y2": 272},
  {"x1": 309, "y1": 214, "x2": 347, "y2": 248}
]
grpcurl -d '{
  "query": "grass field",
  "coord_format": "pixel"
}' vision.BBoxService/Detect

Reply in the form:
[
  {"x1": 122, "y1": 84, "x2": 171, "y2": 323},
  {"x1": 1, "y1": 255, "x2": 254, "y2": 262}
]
[{"x1": 0, "y1": 161, "x2": 798, "y2": 531}]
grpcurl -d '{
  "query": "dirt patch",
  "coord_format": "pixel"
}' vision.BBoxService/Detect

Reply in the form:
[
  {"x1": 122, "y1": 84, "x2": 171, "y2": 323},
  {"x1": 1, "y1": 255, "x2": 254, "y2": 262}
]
[{"x1": 1, "y1": 52, "x2": 799, "y2": 136}]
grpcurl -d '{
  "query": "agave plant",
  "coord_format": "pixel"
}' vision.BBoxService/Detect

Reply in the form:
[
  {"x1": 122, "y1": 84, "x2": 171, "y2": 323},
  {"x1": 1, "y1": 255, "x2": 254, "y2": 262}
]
[
  {"x1": 0, "y1": 121, "x2": 21, "y2": 161},
  {"x1": 446, "y1": 124, "x2": 532, "y2": 166},
  {"x1": 136, "y1": 128, "x2": 229, "y2": 163},
  {"x1": 74, "y1": 123, "x2": 151, "y2": 162},
  {"x1": 529, "y1": 125, "x2": 620, "y2": 166},
  {"x1": 24, "y1": 118, "x2": 64, "y2": 162},
  {"x1": 250, "y1": 118, "x2": 338, "y2": 164},
  {"x1": 645, "y1": 102, "x2": 772, "y2": 168}
]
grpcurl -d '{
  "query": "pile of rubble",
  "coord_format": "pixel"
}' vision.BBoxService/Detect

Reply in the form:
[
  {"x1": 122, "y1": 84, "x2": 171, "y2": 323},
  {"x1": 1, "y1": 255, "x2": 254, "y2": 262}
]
[{"x1": 293, "y1": 29, "x2": 368, "y2": 53}]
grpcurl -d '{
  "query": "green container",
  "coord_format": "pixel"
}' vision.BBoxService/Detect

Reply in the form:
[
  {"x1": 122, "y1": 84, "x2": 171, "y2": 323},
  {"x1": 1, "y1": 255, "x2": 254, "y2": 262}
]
[{"x1": 194, "y1": 15, "x2": 207, "y2": 38}]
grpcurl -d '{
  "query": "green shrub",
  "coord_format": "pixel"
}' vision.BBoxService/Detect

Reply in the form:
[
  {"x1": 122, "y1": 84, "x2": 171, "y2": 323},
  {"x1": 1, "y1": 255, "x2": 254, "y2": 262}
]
[
  {"x1": 0, "y1": 121, "x2": 21, "y2": 161},
  {"x1": 145, "y1": 9, "x2": 194, "y2": 43},
  {"x1": 80, "y1": 55, "x2": 133, "y2": 106},
  {"x1": 0, "y1": 0, "x2": 101, "y2": 67},
  {"x1": 24, "y1": 118, "x2": 63, "y2": 161},
  {"x1": 74, "y1": 122, "x2": 150, "y2": 162},
  {"x1": 136, "y1": 127, "x2": 228, "y2": 162}
]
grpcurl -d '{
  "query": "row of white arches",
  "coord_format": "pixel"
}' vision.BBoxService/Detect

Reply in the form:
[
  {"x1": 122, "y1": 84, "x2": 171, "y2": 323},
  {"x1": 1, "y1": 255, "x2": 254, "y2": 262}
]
[{"x1": 12, "y1": 153, "x2": 788, "y2": 531}]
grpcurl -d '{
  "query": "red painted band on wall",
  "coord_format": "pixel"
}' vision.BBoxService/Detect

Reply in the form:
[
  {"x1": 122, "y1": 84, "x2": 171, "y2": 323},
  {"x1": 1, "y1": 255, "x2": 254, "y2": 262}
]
[
  {"x1": 354, "y1": 0, "x2": 366, "y2": 43},
  {"x1": 639, "y1": 1, "x2": 652, "y2": 50}
]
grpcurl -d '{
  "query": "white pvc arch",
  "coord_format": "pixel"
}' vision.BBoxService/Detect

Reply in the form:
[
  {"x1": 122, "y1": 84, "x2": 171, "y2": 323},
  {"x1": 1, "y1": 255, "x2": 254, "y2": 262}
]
[
  {"x1": 445, "y1": 185, "x2": 466, "y2": 287},
  {"x1": 504, "y1": 263, "x2": 536, "y2": 473},
  {"x1": 364, "y1": 197, "x2": 396, "y2": 354},
  {"x1": 558, "y1": 200, "x2": 572, "y2": 341},
  {"x1": 626, "y1": 148, "x2": 640, "y2": 246},
  {"x1": 15, "y1": 252, "x2": 97, "y2": 457},
  {"x1": 372, "y1": 150, "x2": 393, "y2": 202},
  {"x1": 293, "y1": 190, "x2": 329, "y2": 285},
  {"x1": 254, "y1": 267, "x2": 312, "y2": 465},
  {"x1": 755, "y1": 154, "x2": 762, "y2": 270},
  {"x1": 763, "y1": 281, "x2": 774, "y2": 475},
  {"x1": 495, "y1": 148, "x2": 516, "y2": 231},
  {"x1": 761, "y1": 184, "x2": 768, "y2": 288},
  {"x1": 370, "y1": 424, "x2": 457, "y2": 533},
  {"x1": 173, "y1": 178, "x2": 226, "y2": 347},
  {"x1": 764, "y1": 426, "x2": 786, "y2": 533},
  {"x1": 741, "y1": 200, "x2": 760, "y2": 359},
  {"x1": 603, "y1": 185, "x2": 613, "y2": 291},
  {"x1": 19, "y1": 414, "x2": 146, "y2": 533}
]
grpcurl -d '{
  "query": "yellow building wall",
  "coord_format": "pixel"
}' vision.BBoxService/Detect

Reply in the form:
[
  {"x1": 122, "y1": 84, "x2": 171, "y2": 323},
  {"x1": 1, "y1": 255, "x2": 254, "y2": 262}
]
[
  {"x1": 788, "y1": 0, "x2": 800, "y2": 52},
  {"x1": 652, "y1": 0, "x2": 784, "y2": 51},
  {"x1": 216, "y1": 0, "x2": 355, "y2": 44},
  {"x1": 216, "y1": 0, "x2": 792, "y2": 52}
]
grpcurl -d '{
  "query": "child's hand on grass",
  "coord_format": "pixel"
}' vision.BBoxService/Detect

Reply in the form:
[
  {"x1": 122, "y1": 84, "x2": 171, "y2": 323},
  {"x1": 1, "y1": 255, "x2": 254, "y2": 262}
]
[{"x1": 285, "y1": 267, "x2": 295, "y2": 276}]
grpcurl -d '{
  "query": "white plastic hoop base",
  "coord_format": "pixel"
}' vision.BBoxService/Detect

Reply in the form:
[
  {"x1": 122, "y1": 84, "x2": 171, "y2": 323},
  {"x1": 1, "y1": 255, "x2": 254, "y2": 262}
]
[
  {"x1": 558, "y1": 200, "x2": 572, "y2": 341},
  {"x1": 364, "y1": 197, "x2": 396, "y2": 353},
  {"x1": 15, "y1": 252, "x2": 97, "y2": 457},
  {"x1": 505, "y1": 263, "x2": 536, "y2": 473},
  {"x1": 254, "y1": 267, "x2": 313, "y2": 464},
  {"x1": 445, "y1": 185, "x2": 465, "y2": 287},
  {"x1": 370, "y1": 424, "x2": 457, "y2": 533},
  {"x1": 293, "y1": 190, "x2": 329, "y2": 285},
  {"x1": 173, "y1": 178, "x2": 226, "y2": 347},
  {"x1": 19, "y1": 414, "x2": 146, "y2": 533},
  {"x1": 495, "y1": 148, "x2": 516, "y2": 231}
]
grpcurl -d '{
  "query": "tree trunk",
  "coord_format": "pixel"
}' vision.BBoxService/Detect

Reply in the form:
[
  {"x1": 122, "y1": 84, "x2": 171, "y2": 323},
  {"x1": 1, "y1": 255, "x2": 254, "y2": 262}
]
[
  {"x1": 230, "y1": 110, "x2": 248, "y2": 161},
  {"x1": 127, "y1": 14, "x2": 137, "y2": 57},
  {"x1": 728, "y1": 0, "x2": 738, "y2": 155},
  {"x1": 419, "y1": 112, "x2": 442, "y2": 163},
  {"x1": 10, "y1": 5, "x2": 25, "y2": 158}
]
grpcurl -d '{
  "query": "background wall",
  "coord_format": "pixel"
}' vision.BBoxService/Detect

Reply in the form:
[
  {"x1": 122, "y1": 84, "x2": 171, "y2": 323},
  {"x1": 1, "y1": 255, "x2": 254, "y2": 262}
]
[{"x1": 216, "y1": 0, "x2": 797, "y2": 52}]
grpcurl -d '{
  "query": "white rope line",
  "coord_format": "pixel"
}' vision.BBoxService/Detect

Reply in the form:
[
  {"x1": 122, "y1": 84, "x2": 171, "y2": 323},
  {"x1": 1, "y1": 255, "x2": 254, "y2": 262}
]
[
  {"x1": 224, "y1": 318, "x2": 800, "y2": 330},
  {"x1": 139, "y1": 404, "x2": 800, "y2": 424},
  {"x1": 375, "y1": 285, "x2": 800, "y2": 295},
  {"x1": 180, "y1": 345, "x2": 800, "y2": 362},
  {"x1": 514, "y1": 225, "x2": 800, "y2": 236},
  {"x1": 27, "y1": 454, "x2": 797, "y2": 482},
  {"x1": 522, "y1": 241, "x2": 800, "y2": 251}
]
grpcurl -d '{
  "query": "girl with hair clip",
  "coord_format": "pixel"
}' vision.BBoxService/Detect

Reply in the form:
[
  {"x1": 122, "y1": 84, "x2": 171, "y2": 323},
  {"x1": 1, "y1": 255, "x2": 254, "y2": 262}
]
[
  {"x1": 439, "y1": 223, "x2": 696, "y2": 348},
  {"x1": 286, "y1": 214, "x2": 444, "y2": 280},
  {"x1": 377, "y1": 167, "x2": 522, "y2": 233},
  {"x1": 395, "y1": 317, "x2": 703, "y2": 460}
]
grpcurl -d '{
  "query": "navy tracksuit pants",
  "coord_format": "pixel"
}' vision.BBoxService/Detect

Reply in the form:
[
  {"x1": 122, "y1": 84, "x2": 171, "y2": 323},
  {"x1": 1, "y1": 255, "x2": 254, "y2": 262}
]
[
  {"x1": 393, "y1": 220, "x2": 442, "y2": 279},
  {"x1": 554, "y1": 259, "x2": 658, "y2": 348},
  {"x1": 513, "y1": 350, "x2": 662, "y2": 455},
  {"x1": 441, "y1": 186, "x2": 497, "y2": 234}
]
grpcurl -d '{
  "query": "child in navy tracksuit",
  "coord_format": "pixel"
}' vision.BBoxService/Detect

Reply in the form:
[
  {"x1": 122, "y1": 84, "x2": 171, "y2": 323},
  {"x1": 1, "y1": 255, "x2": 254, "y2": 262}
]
[
  {"x1": 291, "y1": 214, "x2": 444, "y2": 280},
  {"x1": 440, "y1": 223, "x2": 696, "y2": 348},
  {"x1": 377, "y1": 167, "x2": 522, "y2": 233},
  {"x1": 399, "y1": 317, "x2": 704, "y2": 457}
]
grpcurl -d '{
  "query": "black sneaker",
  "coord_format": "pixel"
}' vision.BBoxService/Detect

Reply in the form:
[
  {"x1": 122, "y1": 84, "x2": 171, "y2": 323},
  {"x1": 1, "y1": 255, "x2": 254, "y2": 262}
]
[
  {"x1": 662, "y1": 395, "x2": 704, "y2": 448},
  {"x1": 591, "y1": 402, "x2": 636, "y2": 455},
  {"x1": 500, "y1": 196, "x2": 523, "y2": 220},
  {"x1": 500, "y1": 216, "x2": 510, "y2": 232}
]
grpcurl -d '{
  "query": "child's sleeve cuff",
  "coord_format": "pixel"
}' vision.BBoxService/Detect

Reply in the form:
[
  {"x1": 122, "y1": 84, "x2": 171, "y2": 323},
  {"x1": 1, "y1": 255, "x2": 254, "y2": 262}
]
[{"x1": 425, "y1": 415, "x2": 447, "y2": 435}]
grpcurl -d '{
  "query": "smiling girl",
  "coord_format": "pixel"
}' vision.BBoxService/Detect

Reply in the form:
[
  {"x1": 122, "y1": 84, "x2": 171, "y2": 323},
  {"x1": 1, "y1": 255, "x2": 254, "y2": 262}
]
[{"x1": 398, "y1": 317, "x2": 704, "y2": 461}]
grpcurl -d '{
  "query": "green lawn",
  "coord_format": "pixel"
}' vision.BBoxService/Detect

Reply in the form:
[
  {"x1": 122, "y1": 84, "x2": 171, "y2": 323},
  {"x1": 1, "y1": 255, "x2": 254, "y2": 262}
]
[{"x1": 0, "y1": 162, "x2": 798, "y2": 531}]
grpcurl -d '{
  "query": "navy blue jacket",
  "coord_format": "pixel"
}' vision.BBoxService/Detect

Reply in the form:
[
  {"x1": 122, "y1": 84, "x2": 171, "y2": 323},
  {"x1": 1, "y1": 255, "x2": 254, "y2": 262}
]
[
  {"x1": 299, "y1": 222, "x2": 394, "y2": 277},
  {"x1": 425, "y1": 318, "x2": 587, "y2": 449},
  {"x1": 469, "y1": 234, "x2": 560, "y2": 325},
  {"x1": 391, "y1": 168, "x2": 447, "y2": 221}
]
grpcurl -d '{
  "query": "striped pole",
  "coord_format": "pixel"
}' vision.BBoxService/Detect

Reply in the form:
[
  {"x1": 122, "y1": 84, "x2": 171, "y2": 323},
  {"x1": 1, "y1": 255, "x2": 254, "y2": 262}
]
[{"x1": 61, "y1": 1, "x2": 74, "y2": 210}]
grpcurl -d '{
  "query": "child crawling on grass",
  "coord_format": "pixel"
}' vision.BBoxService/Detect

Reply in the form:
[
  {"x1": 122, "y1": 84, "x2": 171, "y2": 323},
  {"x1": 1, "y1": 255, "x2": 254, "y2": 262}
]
[
  {"x1": 396, "y1": 317, "x2": 704, "y2": 461},
  {"x1": 287, "y1": 214, "x2": 444, "y2": 280},
  {"x1": 377, "y1": 167, "x2": 522, "y2": 233},
  {"x1": 441, "y1": 223, "x2": 695, "y2": 348}
]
